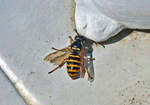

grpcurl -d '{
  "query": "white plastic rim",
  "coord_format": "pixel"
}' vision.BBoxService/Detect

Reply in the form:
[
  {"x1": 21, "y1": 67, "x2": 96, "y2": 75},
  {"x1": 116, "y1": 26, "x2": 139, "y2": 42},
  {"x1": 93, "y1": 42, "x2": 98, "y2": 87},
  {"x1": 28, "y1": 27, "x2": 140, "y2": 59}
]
[{"x1": 75, "y1": 0, "x2": 150, "y2": 42}]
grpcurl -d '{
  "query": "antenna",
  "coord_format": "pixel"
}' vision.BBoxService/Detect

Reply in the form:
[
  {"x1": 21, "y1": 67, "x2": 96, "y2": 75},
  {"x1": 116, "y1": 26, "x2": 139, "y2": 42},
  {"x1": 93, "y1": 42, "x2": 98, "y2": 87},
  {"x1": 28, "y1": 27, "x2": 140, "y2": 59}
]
[{"x1": 73, "y1": 29, "x2": 80, "y2": 36}]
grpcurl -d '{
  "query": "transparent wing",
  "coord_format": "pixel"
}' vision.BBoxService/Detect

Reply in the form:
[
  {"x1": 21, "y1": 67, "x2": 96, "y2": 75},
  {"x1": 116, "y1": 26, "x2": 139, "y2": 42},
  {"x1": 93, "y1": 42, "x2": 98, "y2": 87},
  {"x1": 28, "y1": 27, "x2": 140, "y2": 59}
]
[
  {"x1": 80, "y1": 48, "x2": 86, "y2": 78},
  {"x1": 83, "y1": 43, "x2": 95, "y2": 82},
  {"x1": 44, "y1": 47, "x2": 72, "y2": 65}
]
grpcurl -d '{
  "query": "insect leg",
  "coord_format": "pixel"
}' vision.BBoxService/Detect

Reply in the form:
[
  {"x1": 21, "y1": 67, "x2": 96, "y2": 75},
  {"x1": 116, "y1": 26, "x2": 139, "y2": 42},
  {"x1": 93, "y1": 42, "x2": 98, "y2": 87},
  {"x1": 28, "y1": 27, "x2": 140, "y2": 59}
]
[
  {"x1": 48, "y1": 59, "x2": 66, "y2": 74},
  {"x1": 84, "y1": 46, "x2": 88, "y2": 50},
  {"x1": 85, "y1": 68, "x2": 93, "y2": 79},
  {"x1": 69, "y1": 36, "x2": 73, "y2": 44},
  {"x1": 51, "y1": 47, "x2": 59, "y2": 50},
  {"x1": 88, "y1": 58, "x2": 95, "y2": 61}
]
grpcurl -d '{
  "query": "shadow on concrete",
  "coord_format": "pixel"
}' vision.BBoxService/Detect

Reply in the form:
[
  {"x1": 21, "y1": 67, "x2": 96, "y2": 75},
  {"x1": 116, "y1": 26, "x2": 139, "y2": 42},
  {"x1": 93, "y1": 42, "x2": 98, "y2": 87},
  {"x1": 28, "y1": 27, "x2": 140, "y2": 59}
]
[
  {"x1": 99, "y1": 28, "x2": 132, "y2": 45},
  {"x1": 74, "y1": 28, "x2": 150, "y2": 48},
  {"x1": 98, "y1": 28, "x2": 150, "y2": 46}
]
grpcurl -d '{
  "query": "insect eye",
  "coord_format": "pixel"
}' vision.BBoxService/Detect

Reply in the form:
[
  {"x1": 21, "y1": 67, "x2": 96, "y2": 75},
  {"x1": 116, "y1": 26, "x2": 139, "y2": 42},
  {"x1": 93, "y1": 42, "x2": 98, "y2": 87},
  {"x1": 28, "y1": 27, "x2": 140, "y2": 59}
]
[
  {"x1": 75, "y1": 36, "x2": 80, "y2": 40},
  {"x1": 75, "y1": 36, "x2": 84, "y2": 41}
]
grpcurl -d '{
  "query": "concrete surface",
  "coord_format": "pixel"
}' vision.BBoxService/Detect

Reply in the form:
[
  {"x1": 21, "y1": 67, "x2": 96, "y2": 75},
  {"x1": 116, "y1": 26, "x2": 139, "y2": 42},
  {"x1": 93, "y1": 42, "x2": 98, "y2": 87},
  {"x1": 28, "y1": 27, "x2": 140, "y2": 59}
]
[
  {"x1": 1, "y1": 0, "x2": 150, "y2": 105},
  {"x1": 0, "y1": 68, "x2": 26, "y2": 105}
]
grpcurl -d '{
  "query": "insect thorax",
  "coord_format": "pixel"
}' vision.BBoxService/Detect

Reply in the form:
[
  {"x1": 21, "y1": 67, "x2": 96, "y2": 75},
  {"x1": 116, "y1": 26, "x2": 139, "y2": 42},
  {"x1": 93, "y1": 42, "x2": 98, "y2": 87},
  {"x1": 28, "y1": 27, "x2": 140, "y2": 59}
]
[{"x1": 71, "y1": 41, "x2": 82, "y2": 53}]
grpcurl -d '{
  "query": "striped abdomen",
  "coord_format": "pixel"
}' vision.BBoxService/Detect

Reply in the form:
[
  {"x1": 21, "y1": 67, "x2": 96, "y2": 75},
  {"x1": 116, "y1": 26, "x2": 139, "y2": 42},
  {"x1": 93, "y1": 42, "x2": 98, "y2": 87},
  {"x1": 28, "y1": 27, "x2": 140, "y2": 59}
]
[{"x1": 66, "y1": 54, "x2": 81, "y2": 80}]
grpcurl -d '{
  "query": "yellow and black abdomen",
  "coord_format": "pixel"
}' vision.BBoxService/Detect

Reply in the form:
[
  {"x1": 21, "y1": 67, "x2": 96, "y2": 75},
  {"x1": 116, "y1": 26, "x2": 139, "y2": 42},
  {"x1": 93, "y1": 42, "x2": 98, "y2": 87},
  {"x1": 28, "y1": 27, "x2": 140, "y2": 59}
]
[{"x1": 66, "y1": 54, "x2": 81, "y2": 80}]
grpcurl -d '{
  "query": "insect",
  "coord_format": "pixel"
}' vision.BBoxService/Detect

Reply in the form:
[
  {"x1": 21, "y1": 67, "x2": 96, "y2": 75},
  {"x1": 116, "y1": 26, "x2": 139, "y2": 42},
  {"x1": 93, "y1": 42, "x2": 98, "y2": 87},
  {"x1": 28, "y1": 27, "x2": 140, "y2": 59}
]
[{"x1": 44, "y1": 34, "x2": 95, "y2": 81}]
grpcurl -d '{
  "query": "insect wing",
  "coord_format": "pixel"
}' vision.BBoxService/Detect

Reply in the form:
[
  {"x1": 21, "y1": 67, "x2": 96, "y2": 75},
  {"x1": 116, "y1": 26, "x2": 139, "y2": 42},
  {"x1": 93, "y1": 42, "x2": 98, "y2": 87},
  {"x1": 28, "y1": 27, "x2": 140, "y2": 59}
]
[
  {"x1": 84, "y1": 45, "x2": 95, "y2": 82},
  {"x1": 80, "y1": 48, "x2": 86, "y2": 78},
  {"x1": 44, "y1": 47, "x2": 72, "y2": 65}
]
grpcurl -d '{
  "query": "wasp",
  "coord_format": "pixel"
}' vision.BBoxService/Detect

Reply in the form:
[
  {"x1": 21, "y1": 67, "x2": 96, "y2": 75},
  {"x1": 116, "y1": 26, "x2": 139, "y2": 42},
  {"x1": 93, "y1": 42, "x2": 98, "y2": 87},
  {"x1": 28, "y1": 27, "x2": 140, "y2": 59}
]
[{"x1": 44, "y1": 33, "x2": 95, "y2": 81}]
